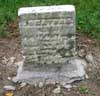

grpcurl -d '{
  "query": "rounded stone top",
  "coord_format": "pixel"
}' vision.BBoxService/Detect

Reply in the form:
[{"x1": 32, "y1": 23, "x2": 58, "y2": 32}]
[{"x1": 18, "y1": 5, "x2": 75, "y2": 16}]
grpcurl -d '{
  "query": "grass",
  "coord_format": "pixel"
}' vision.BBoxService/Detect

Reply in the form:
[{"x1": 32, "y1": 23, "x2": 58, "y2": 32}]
[
  {"x1": 79, "y1": 86, "x2": 89, "y2": 94},
  {"x1": 0, "y1": 0, "x2": 100, "y2": 39}
]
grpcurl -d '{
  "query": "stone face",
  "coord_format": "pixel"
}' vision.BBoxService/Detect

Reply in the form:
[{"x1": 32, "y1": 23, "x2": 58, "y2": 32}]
[
  {"x1": 14, "y1": 5, "x2": 86, "y2": 84},
  {"x1": 19, "y1": 5, "x2": 76, "y2": 68}
]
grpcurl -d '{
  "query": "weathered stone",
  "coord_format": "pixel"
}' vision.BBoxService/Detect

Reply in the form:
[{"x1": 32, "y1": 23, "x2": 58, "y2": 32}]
[
  {"x1": 63, "y1": 84, "x2": 72, "y2": 89},
  {"x1": 3, "y1": 85, "x2": 16, "y2": 91},
  {"x1": 13, "y1": 5, "x2": 86, "y2": 84},
  {"x1": 85, "y1": 52, "x2": 94, "y2": 64},
  {"x1": 38, "y1": 82, "x2": 44, "y2": 88},
  {"x1": 52, "y1": 86, "x2": 61, "y2": 94},
  {"x1": 19, "y1": 83, "x2": 27, "y2": 88}
]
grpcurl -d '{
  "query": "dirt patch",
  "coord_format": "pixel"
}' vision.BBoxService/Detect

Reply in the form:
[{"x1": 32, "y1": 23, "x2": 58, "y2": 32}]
[{"x1": 0, "y1": 29, "x2": 100, "y2": 96}]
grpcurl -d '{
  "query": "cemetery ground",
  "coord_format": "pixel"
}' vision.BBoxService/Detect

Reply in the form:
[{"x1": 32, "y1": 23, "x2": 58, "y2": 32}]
[
  {"x1": 0, "y1": 1, "x2": 100, "y2": 96},
  {"x1": 0, "y1": 22, "x2": 100, "y2": 96}
]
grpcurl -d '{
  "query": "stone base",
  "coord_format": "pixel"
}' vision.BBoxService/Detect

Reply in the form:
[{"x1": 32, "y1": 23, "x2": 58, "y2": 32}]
[{"x1": 13, "y1": 57, "x2": 86, "y2": 84}]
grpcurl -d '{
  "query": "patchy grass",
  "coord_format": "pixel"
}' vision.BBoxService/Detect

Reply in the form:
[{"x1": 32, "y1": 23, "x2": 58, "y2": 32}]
[
  {"x1": 79, "y1": 86, "x2": 89, "y2": 94},
  {"x1": 0, "y1": 0, "x2": 100, "y2": 39}
]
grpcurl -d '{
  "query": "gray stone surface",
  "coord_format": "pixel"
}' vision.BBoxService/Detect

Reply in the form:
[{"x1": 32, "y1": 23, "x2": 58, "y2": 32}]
[
  {"x1": 19, "y1": 5, "x2": 76, "y2": 67},
  {"x1": 14, "y1": 5, "x2": 86, "y2": 84},
  {"x1": 3, "y1": 85, "x2": 16, "y2": 91}
]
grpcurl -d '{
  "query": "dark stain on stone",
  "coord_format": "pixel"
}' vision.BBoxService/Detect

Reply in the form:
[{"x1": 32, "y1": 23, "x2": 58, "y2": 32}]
[
  {"x1": 68, "y1": 40, "x2": 74, "y2": 49},
  {"x1": 67, "y1": 33, "x2": 74, "y2": 38},
  {"x1": 56, "y1": 47, "x2": 68, "y2": 58},
  {"x1": 37, "y1": 56, "x2": 41, "y2": 61},
  {"x1": 55, "y1": 66, "x2": 62, "y2": 72},
  {"x1": 26, "y1": 20, "x2": 29, "y2": 25}
]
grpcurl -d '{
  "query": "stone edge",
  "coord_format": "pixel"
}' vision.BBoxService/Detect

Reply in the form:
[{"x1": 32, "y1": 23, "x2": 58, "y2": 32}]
[{"x1": 18, "y1": 5, "x2": 75, "y2": 16}]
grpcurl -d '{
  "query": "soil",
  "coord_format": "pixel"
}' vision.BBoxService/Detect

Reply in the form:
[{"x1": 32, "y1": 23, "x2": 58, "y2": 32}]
[{"x1": 0, "y1": 22, "x2": 100, "y2": 96}]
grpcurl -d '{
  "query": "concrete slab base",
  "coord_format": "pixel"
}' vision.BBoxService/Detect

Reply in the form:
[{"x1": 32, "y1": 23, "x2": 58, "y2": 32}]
[{"x1": 13, "y1": 57, "x2": 86, "y2": 84}]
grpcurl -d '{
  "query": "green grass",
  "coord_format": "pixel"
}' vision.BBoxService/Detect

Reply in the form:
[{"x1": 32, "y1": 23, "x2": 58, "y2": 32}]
[
  {"x1": 79, "y1": 86, "x2": 89, "y2": 94},
  {"x1": 0, "y1": 0, "x2": 100, "y2": 39}
]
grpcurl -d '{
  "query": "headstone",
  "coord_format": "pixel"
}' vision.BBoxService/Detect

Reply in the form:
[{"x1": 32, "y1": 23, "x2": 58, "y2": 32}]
[{"x1": 13, "y1": 5, "x2": 86, "y2": 84}]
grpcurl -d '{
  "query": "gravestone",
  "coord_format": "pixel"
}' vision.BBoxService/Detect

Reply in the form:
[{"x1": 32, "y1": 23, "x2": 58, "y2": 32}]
[{"x1": 13, "y1": 5, "x2": 86, "y2": 84}]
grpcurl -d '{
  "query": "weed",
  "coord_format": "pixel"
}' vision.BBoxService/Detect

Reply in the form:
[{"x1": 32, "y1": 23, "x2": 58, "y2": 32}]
[{"x1": 79, "y1": 86, "x2": 89, "y2": 94}]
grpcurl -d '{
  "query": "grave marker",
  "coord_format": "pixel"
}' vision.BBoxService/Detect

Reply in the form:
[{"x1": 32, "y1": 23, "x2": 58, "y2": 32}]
[{"x1": 13, "y1": 5, "x2": 86, "y2": 84}]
